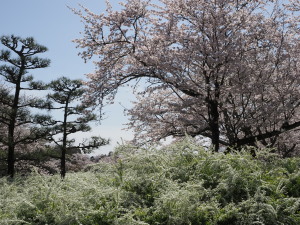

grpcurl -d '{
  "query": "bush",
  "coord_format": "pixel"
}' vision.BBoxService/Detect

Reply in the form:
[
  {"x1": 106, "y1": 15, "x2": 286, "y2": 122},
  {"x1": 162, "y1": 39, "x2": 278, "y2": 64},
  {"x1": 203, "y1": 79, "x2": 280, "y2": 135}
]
[{"x1": 0, "y1": 138, "x2": 300, "y2": 224}]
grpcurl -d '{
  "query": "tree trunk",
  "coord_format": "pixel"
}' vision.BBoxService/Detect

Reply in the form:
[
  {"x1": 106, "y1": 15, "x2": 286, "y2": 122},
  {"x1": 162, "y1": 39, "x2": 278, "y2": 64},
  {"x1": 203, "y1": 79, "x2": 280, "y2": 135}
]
[
  {"x1": 61, "y1": 146, "x2": 66, "y2": 179},
  {"x1": 208, "y1": 99, "x2": 220, "y2": 152},
  {"x1": 7, "y1": 114, "x2": 16, "y2": 177},
  {"x1": 7, "y1": 76, "x2": 22, "y2": 178},
  {"x1": 7, "y1": 144, "x2": 15, "y2": 178},
  {"x1": 61, "y1": 99, "x2": 69, "y2": 179}
]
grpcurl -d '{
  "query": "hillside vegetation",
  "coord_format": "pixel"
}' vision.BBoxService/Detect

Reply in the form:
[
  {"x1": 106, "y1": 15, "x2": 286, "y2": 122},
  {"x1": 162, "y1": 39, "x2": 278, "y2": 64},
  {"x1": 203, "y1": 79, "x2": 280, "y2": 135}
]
[{"x1": 1, "y1": 139, "x2": 300, "y2": 225}]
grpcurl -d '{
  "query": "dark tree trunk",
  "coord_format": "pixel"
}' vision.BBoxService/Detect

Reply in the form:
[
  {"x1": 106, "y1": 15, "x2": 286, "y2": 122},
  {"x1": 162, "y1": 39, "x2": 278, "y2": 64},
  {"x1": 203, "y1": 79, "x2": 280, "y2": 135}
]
[
  {"x1": 60, "y1": 147, "x2": 66, "y2": 179},
  {"x1": 205, "y1": 73, "x2": 220, "y2": 153},
  {"x1": 7, "y1": 116, "x2": 16, "y2": 177},
  {"x1": 61, "y1": 99, "x2": 69, "y2": 179},
  {"x1": 208, "y1": 99, "x2": 220, "y2": 152},
  {"x1": 7, "y1": 145, "x2": 15, "y2": 178},
  {"x1": 7, "y1": 72, "x2": 22, "y2": 178}
]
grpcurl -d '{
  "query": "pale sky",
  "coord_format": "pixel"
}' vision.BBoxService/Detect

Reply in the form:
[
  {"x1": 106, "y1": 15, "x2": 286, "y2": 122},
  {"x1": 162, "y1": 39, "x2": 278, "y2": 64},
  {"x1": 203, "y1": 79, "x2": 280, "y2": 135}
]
[{"x1": 0, "y1": 0, "x2": 135, "y2": 155}]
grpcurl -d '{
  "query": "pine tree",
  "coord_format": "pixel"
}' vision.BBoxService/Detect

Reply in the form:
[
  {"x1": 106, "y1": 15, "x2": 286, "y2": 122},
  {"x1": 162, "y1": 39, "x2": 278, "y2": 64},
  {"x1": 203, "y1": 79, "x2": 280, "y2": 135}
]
[
  {"x1": 47, "y1": 76, "x2": 109, "y2": 178},
  {"x1": 0, "y1": 35, "x2": 52, "y2": 178}
]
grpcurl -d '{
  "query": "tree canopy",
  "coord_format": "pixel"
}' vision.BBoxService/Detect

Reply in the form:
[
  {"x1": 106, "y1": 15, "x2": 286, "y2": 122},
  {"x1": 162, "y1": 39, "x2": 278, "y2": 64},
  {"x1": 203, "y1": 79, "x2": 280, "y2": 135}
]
[
  {"x1": 0, "y1": 36, "x2": 108, "y2": 178},
  {"x1": 47, "y1": 76, "x2": 109, "y2": 178},
  {"x1": 0, "y1": 35, "x2": 51, "y2": 177},
  {"x1": 73, "y1": 0, "x2": 300, "y2": 154}
]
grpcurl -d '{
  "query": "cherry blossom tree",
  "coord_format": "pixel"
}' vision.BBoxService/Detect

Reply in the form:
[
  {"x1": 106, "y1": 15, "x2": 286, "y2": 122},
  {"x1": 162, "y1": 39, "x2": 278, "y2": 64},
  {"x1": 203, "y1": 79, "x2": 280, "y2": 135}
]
[{"x1": 73, "y1": 0, "x2": 300, "y2": 153}]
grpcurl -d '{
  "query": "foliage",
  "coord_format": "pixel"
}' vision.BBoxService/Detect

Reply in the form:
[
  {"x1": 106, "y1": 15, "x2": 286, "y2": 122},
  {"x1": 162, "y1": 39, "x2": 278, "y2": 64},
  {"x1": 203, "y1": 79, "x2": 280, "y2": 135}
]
[
  {"x1": 0, "y1": 38, "x2": 106, "y2": 178},
  {"x1": 0, "y1": 35, "x2": 52, "y2": 177},
  {"x1": 47, "y1": 76, "x2": 109, "y2": 178},
  {"x1": 1, "y1": 139, "x2": 300, "y2": 224},
  {"x1": 73, "y1": 0, "x2": 300, "y2": 154}
]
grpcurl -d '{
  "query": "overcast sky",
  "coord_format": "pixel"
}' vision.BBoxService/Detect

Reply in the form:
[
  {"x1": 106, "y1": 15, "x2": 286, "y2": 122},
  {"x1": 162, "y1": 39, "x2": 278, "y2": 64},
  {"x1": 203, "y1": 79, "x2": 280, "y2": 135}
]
[{"x1": 0, "y1": 0, "x2": 134, "y2": 155}]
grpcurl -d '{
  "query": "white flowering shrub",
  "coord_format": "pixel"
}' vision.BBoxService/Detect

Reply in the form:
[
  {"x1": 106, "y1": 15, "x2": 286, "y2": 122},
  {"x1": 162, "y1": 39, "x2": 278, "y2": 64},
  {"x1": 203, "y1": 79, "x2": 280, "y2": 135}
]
[{"x1": 0, "y1": 138, "x2": 300, "y2": 224}]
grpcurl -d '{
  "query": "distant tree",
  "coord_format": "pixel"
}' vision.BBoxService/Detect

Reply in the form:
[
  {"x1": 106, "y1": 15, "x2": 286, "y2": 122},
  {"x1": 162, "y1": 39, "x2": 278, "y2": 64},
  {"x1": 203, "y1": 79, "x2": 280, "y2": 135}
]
[
  {"x1": 47, "y1": 76, "x2": 109, "y2": 178},
  {"x1": 73, "y1": 0, "x2": 300, "y2": 154},
  {"x1": 0, "y1": 35, "x2": 52, "y2": 177}
]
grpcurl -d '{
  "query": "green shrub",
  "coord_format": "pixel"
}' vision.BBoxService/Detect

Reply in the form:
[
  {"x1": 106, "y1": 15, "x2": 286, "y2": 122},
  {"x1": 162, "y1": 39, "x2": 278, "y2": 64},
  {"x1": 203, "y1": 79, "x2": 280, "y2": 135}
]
[{"x1": 1, "y1": 139, "x2": 300, "y2": 224}]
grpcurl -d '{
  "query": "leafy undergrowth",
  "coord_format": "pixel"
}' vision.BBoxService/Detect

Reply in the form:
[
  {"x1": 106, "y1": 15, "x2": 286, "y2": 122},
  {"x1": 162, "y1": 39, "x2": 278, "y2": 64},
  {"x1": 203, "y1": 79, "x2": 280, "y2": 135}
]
[{"x1": 1, "y1": 139, "x2": 300, "y2": 225}]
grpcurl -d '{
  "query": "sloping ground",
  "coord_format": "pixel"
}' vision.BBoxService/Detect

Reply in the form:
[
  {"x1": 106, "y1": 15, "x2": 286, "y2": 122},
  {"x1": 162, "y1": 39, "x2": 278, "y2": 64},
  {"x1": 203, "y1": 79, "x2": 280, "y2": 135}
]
[{"x1": 1, "y1": 139, "x2": 300, "y2": 225}]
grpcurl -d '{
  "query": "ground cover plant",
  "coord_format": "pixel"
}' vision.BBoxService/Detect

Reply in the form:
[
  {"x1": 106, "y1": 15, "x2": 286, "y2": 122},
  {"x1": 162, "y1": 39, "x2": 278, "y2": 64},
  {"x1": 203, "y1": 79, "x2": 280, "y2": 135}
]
[{"x1": 1, "y1": 138, "x2": 300, "y2": 225}]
